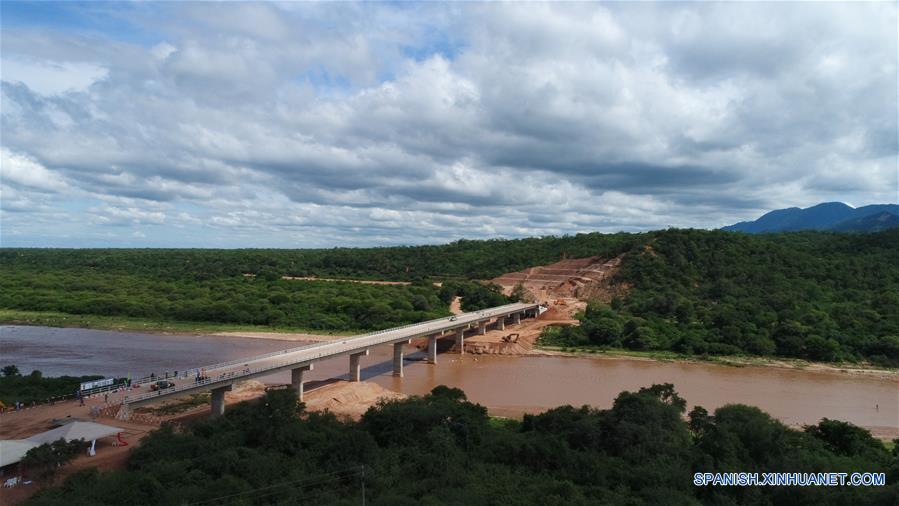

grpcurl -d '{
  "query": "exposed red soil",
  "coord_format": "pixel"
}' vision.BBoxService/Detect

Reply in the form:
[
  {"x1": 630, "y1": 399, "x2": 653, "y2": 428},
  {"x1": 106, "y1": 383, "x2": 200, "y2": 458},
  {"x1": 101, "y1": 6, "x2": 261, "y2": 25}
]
[
  {"x1": 492, "y1": 255, "x2": 627, "y2": 302},
  {"x1": 0, "y1": 377, "x2": 407, "y2": 504}
]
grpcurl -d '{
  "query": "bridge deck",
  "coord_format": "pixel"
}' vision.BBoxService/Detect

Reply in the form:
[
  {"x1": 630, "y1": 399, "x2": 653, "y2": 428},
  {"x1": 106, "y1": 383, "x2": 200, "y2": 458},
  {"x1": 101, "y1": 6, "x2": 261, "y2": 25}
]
[{"x1": 123, "y1": 302, "x2": 540, "y2": 407}]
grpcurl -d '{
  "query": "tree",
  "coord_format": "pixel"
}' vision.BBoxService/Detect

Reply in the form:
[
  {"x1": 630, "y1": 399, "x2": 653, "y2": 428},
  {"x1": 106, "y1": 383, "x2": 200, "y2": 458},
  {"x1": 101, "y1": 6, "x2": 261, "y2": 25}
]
[
  {"x1": 688, "y1": 405, "x2": 712, "y2": 435},
  {"x1": 429, "y1": 385, "x2": 467, "y2": 402},
  {"x1": 805, "y1": 335, "x2": 840, "y2": 362},
  {"x1": 805, "y1": 418, "x2": 885, "y2": 459},
  {"x1": 3, "y1": 228, "x2": 899, "y2": 363},
  {"x1": 411, "y1": 294, "x2": 431, "y2": 311},
  {"x1": 623, "y1": 325, "x2": 657, "y2": 350},
  {"x1": 510, "y1": 282, "x2": 534, "y2": 303},
  {"x1": 256, "y1": 268, "x2": 281, "y2": 282},
  {"x1": 22, "y1": 439, "x2": 88, "y2": 485},
  {"x1": 2, "y1": 364, "x2": 20, "y2": 377},
  {"x1": 19, "y1": 383, "x2": 899, "y2": 504}
]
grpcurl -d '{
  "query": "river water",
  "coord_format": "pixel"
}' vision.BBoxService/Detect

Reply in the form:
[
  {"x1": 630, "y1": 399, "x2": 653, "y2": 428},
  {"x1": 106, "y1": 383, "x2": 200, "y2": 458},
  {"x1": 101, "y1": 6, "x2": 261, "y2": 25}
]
[{"x1": 2, "y1": 325, "x2": 896, "y2": 433}]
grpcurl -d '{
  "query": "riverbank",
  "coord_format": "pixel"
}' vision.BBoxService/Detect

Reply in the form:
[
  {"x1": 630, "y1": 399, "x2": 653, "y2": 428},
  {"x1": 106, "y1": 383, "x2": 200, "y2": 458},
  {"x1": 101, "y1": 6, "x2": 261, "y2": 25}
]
[
  {"x1": 3, "y1": 324, "x2": 896, "y2": 446},
  {"x1": 211, "y1": 330, "x2": 349, "y2": 342},
  {"x1": 537, "y1": 345, "x2": 899, "y2": 381},
  {"x1": 0, "y1": 309, "x2": 357, "y2": 337},
  {"x1": 5, "y1": 309, "x2": 896, "y2": 380}
]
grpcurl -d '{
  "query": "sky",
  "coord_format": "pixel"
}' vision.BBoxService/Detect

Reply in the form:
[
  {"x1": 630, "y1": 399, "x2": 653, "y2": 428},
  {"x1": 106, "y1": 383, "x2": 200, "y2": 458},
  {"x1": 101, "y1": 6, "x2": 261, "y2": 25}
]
[{"x1": 1, "y1": 1, "x2": 897, "y2": 248}]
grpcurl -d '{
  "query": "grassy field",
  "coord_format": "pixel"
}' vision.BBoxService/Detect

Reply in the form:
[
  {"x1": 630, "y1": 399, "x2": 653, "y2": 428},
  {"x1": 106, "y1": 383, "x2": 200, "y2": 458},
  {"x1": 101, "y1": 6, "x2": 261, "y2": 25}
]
[{"x1": 0, "y1": 309, "x2": 357, "y2": 336}]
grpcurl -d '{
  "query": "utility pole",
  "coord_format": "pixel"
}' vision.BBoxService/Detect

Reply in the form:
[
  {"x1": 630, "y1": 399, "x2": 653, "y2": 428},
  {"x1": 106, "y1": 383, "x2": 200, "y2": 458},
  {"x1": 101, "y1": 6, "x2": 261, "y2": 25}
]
[{"x1": 361, "y1": 465, "x2": 366, "y2": 506}]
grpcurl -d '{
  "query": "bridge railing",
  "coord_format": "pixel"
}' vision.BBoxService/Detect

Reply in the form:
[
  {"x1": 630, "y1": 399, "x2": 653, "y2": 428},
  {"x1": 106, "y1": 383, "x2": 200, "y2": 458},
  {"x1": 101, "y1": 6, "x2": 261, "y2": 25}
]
[
  {"x1": 124, "y1": 303, "x2": 540, "y2": 402},
  {"x1": 125, "y1": 333, "x2": 406, "y2": 403},
  {"x1": 180, "y1": 303, "x2": 536, "y2": 376},
  {"x1": 81, "y1": 381, "x2": 130, "y2": 397}
]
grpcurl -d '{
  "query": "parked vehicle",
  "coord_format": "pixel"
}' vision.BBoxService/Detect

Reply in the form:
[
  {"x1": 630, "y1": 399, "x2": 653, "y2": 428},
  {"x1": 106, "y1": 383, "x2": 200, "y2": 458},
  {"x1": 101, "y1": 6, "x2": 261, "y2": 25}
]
[{"x1": 150, "y1": 380, "x2": 174, "y2": 391}]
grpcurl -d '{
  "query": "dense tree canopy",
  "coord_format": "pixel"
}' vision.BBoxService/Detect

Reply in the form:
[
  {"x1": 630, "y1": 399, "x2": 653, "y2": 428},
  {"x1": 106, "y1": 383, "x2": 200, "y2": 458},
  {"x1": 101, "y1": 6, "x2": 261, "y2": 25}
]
[
  {"x1": 22, "y1": 440, "x2": 89, "y2": 485},
  {"x1": 25, "y1": 386, "x2": 899, "y2": 505},
  {"x1": 0, "y1": 232, "x2": 638, "y2": 281},
  {"x1": 2, "y1": 229, "x2": 898, "y2": 362},
  {"x1": 0, "y1": 271, "x2": 451, "y2": 331},
  {"x1": 438, "y1": 280, "x2": 511, "y2": 311},
  {"x1": 0, "y1": 366, "x2": 102, "y2": 405},
  {"x1": 542, "y1": 229, "x2": 899, "y2": 365}
]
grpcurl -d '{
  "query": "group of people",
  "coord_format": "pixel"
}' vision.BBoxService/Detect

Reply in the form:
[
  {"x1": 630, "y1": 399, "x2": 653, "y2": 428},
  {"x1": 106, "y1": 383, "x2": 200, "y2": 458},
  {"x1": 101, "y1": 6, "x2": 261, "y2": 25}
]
[
  {"x1": 76, "y1": 390, "x2": 113, "y2": 407},
  {"x1": 11, "y1": 400, "x2": 29, "y2": 411}
]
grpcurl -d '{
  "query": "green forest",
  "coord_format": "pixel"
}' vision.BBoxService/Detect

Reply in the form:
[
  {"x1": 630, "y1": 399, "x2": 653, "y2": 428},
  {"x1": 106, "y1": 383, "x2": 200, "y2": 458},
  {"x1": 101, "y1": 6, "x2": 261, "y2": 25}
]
[
  {"x1": 0, "y1": 232, "x2": 638, "y2": 281},
  {"x1": 540, "y1": 229, "x2": 899, "y2": 366},
  {"x1": 25, "y1": 386, "x2": 898, "y2": 505},
  {"x1": 2, "y1": 228, "x2": 898, "y2": 363},
  {"x1": 0, "y1": 365, "x2": 101, "y2": 406},
  {"x1": 0, "y1": 271, "x2": 454, "y2": 331}
]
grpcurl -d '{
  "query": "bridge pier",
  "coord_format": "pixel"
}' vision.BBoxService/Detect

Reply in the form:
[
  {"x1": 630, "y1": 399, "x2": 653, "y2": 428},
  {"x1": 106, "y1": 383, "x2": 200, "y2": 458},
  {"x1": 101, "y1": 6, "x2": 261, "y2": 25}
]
[
  {"x1": 210, "y1": 384, "x2": 233, "y2": 417},
  {"x1": 123, "y1": 304, "x2": 543, "y2": 414},
  {"x1": 291, "y1": 363, "x2": 313, "y2": 401},
  {"x1": 349, "y1": 350, "x2": 369, "y2": 382},
  {"x1": 427, "y1": 334, "x2": 439, "y2": 364},
  {"x1": 393, "y1": 340, "x2": 411, "y2": 377}
]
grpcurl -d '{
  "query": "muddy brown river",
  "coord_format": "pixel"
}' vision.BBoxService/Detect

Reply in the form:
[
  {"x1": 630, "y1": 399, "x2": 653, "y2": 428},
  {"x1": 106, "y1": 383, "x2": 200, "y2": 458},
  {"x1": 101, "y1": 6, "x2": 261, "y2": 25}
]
[{"x1": 2, "y1": 325, "x2": 896, "y2": 434}]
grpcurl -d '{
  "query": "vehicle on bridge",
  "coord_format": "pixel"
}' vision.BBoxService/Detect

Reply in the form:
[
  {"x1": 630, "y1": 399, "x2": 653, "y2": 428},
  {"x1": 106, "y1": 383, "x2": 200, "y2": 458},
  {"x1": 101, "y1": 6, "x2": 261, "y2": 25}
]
[
  {"x1": 120, "y1": 302, "x2": 543, "y2": 418},
  {"x1": 150, "y1": 380, "x2": 175, "y2": 391}
]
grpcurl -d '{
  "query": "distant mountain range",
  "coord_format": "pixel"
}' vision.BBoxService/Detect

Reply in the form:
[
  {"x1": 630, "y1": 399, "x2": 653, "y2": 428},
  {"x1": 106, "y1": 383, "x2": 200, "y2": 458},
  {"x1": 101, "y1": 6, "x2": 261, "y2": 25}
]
[{"x1": 722, "y1": 202, "x2": 899, "y2": 233}]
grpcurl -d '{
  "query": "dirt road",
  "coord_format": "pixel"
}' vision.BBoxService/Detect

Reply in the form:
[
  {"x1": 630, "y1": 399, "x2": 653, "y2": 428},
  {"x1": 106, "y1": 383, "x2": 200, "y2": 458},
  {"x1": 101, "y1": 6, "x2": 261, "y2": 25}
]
[
  {"x1": 463, "y1": 299, "x2": 582, "y2": 355},
  {"x1": 0, "y1": 378, "x2": 409, "y2": 504},
  {"x1": 0, "y1": 391, "x2": 156, "y2": 505},
  {"x1": 280, "y1": 276, "x2": 412, "y2": 285},
  {"x1": 449, "y1": 296, "x2": 463, "y2": 315}
]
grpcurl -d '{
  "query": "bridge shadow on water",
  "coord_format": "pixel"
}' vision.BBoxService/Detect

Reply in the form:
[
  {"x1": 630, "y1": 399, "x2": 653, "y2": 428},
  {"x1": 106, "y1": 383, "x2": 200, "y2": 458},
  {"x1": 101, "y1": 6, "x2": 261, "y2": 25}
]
[
  {"x1": 356, "y1": 348, "x2": 431, "y2": 381},
  {"x1": 301, "y1": 346, "x2": 436, "y2": 397}
]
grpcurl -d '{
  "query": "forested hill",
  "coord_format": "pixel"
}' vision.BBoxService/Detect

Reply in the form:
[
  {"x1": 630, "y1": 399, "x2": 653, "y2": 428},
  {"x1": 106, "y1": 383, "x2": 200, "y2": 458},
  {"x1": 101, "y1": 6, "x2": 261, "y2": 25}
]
[
  {"x1": 0, "y1": 233, "x2": 640, "y2": 281},
  {"x1": 588, "y1": 229, "x2": 899, "y2": 366},
  {"x1": 2, "y1": 229, "x2": 898, "y2": 364}
]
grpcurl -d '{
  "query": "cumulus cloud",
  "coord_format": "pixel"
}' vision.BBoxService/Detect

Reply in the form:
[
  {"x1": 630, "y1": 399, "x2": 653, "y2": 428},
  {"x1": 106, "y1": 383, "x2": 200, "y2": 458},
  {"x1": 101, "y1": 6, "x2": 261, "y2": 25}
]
[
  {"x1": 0, "y1": 2, "x2": 896, "y2": 247},
  {"x1": 1, "y1": 148, "x2": 69, "y2": 192}
]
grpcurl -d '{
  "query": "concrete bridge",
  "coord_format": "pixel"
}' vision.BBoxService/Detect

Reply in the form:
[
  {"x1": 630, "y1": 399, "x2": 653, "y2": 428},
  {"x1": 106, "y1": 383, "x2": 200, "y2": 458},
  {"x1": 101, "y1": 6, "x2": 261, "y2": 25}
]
[{"x1": 121, "y1": 302, "x2": 543, "y2": 417}]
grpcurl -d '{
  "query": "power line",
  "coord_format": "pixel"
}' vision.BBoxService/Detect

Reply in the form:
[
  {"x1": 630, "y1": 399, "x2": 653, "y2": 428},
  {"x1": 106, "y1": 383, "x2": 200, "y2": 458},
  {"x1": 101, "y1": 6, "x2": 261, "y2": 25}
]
[
  {"x1": 237, "y1": 472, "x2": 360, "y2": 505},
  {"x1": 188, "y1": 469, "x2": 360, "y2": 505},
  {"x1": 187, "y1": 466, "x2": 364, "y2": 505}
]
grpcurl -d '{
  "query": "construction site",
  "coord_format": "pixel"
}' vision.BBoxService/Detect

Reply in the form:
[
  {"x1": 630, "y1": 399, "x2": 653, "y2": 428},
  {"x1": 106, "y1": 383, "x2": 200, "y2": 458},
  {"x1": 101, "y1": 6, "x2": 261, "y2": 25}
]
[{"x1": 449, "y1": 255, "x2": 626, "y2": 355}]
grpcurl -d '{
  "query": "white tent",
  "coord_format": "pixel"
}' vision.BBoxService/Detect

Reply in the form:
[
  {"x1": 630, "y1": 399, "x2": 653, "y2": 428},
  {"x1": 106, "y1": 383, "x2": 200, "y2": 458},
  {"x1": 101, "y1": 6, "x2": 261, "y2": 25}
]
[
  {"x1": 0, "y1": 422, "x2": 124, "y2": 469},
  {"x1": 26, "y1": 421, "x2": 123, "y2": 445},
  {"x1": 0, "y1": 439, "x2": 39, "y2": 467}
]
